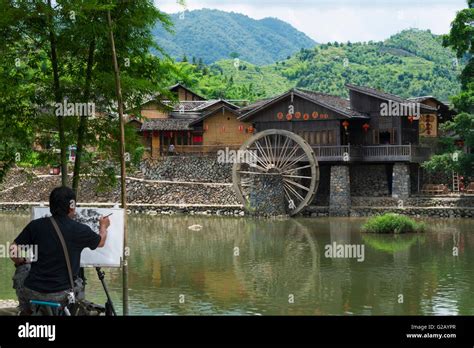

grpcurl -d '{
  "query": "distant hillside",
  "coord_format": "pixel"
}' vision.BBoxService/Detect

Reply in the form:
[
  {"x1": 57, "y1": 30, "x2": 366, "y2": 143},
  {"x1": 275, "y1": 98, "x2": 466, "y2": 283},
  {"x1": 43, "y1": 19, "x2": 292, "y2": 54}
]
[
  {"x1": 153, "y1": 9, "x2": 316, "y2": 65},
  {"x1": 193, "y1": 29, "x2": 462, "y2": 101}
]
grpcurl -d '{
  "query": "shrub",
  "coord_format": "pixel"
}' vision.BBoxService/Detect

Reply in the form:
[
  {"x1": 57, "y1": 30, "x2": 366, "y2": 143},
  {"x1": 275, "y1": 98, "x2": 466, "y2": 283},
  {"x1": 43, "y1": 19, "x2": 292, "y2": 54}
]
[{"x1": 362, "y1": 213, "x2": 426, "y2": 234}]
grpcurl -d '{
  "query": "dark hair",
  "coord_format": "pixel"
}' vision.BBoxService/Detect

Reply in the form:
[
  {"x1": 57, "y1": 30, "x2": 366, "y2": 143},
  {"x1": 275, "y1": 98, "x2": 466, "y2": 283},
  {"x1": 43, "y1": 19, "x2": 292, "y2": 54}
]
[{"x1": 49, "y1": 187, "x2": 76, "y2": 217}]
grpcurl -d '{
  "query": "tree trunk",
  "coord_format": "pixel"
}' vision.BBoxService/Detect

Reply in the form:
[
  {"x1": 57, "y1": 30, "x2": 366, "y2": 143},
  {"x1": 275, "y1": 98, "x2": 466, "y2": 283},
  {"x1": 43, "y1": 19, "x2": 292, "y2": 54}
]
[
  {"x1": 47, "y1": 0, "x2": 67, "y2": 186},
  {"x1": 72, "y1": 39, "x2": 96, "y2": 197}
]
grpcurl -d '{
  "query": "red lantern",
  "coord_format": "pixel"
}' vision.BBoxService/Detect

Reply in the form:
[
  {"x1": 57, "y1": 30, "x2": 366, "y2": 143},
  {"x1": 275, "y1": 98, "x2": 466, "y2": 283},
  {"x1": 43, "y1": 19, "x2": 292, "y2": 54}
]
[
  {"x1": 312, "y1": 112, "x2": 318, "y2": 119},
  {"x1": 342, "y1": 120, "x2": 349, "y2": 130},
  {"x1": 286, "y1": 113, "x2": 293, "y2": 121},
  {"x1": 362, "y1": 123, "x2": 370, "y2": 133},
  {"x1": 277, "y1": 112, "x2": 284, "y2": 120},
  {"x1": 248, "y1": 126, "x2": 254, "y2": 133},
  {"x1": 303, "y1": 113, "x2": 309, "y2": 120},
  {"x1": 221, "y1": 126, "x2": 226, "y2": 132},
  {"x1": 238, "y1": 125, "x2": 244, "y2": 132},
  {"x1": 408, "y1": 116, "x2": 414, "y2": 124},
  {"x1": 295, "y1": 112, "x2": 302, "y2": 119}
]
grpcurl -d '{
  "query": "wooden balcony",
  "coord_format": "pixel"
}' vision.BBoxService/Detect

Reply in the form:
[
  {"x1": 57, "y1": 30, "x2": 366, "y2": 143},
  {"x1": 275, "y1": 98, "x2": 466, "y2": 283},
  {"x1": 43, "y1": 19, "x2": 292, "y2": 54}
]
[
  {"x1": 311, "y1": 145, "x2": 433, "y2": 163},
  {"x1": 160, "y1": 144, "x2": 433, "y2": 163}
]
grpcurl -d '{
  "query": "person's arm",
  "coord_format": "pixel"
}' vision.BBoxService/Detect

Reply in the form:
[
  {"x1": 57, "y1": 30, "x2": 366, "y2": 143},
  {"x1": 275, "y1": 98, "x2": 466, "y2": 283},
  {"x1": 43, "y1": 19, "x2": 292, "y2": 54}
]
[
  {"x1": 97, "y1": 216, "x2": 110, "y2": 248},
  {"x1": 9, "y1": 243, "x2": 28, "y2": 266},
  {"x1": 11, "y1": 223, "x2": 33, "y2": 266}
]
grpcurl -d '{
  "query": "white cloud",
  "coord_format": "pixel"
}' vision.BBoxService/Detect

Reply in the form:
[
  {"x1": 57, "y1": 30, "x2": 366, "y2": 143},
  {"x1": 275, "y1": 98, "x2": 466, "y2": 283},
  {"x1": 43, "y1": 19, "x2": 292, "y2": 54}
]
[{"x1": 154, "y1": 0, "x2": 466, "y2": 42}]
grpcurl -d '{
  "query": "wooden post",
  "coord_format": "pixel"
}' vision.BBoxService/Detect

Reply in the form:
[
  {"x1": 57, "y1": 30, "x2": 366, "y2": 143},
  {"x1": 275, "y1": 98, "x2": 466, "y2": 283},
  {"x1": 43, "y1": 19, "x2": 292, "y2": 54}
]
[{"x1": 107, "y1": 9, "x2": 129, "y2": 316}]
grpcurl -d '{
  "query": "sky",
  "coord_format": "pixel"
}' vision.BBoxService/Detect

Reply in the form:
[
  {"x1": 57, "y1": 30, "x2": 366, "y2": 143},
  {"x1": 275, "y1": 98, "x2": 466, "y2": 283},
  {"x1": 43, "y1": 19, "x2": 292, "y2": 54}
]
[{"x1": 154, "y1": 0, "x2": 467, "y2": 43}]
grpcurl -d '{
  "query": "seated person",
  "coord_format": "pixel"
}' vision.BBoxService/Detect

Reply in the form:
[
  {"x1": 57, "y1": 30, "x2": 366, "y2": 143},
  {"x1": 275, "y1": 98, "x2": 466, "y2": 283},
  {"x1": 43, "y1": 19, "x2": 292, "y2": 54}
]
[{"x1": 10, "y1": 186, "x2": 110, "y2": 315}]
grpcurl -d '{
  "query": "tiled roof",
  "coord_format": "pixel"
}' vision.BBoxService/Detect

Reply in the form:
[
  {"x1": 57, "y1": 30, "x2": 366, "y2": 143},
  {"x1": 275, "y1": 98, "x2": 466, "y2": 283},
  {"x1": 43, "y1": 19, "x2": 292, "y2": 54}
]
[
  {"x1": 346, "y1": 84, "x2": 437, "y2": 112},
  {"x1": 239, "y1": 88, "x2": 369, "y2": 120}
]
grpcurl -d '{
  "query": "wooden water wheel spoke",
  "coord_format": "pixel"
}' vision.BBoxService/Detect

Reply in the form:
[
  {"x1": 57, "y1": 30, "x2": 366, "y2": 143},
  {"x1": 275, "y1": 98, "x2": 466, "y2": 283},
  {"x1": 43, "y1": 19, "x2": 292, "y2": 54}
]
[
  {"x1": 275, "y1": 136, "x2": 290, "y2": 167},
  {"x1": 281, "y1": 164, "x2": 313, "y2": 174},
  {"x1": 278, "y1": 144, "x2": 300, "y2": 170},
  {"x1": 233, "y1": 129, "x2": 319, "y2": 216},
  {"x1": 254, "y1": 140, "x2": 272, "y2": 168},
  {"x1": 283, "y1": 178, "x2": 311, "y2": 192},
  {"x1": 280, "y1": 154, "x2": 309, "y2": 173},
  {"x1": 283, "y1": 181, "x2": 306, "y2": 203},
  {"x1": 282, "y1": 174, "x2": 313, "y2": 180}
]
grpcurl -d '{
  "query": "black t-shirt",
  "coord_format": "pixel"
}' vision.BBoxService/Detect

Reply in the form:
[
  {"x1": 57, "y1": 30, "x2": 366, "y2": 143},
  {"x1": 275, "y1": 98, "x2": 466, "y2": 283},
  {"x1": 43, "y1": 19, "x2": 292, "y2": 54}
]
[{"x1": 15, "y1": 215, "x2": 101, "y2": 293}]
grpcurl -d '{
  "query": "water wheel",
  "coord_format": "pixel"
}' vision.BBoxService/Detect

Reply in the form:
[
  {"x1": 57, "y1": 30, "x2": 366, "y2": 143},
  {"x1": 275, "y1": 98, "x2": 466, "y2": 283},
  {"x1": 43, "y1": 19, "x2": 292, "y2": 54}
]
[{"x1": 232, "y1": 129, "x2": 319, "y2": 216}]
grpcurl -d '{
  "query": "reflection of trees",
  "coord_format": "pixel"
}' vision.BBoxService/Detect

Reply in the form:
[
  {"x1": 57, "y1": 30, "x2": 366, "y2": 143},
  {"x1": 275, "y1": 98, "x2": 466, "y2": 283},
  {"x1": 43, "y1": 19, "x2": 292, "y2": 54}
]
[
  {"x1": 363, "y1": 234, "x2": 425, "y2": 253},
  {"x1": 232, "y1": 219, "x2": 320, "y2": 313}
]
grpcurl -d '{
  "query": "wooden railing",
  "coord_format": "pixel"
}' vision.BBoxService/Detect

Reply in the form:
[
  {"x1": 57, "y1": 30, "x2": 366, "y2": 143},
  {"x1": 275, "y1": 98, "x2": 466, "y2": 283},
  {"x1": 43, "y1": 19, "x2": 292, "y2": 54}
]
[
  {"x1": 312, "y1": 146, "x2": 350, "y2": 161},
  {"x1": 160, "y1": 144, "x2": 433, "y2": 162}
]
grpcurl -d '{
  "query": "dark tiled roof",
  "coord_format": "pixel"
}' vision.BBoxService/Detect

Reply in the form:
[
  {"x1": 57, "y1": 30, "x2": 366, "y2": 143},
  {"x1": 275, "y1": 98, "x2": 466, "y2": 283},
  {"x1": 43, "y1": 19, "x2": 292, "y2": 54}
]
[
  {"x1": 238, "y1": 98, "x2": 274, "y2": 114},
  {"x1": 239, "y1": 88, "x2": 369, "y2": 120},
  {"x1": 346, "y1": 84, "x2": 437, "y2": 112},
  {"x1": 140, "y1": 118, "x2": 193, "y2": 131},
  {"x1": 296, "y1": 89, "x2": 366, "y2": 118}
]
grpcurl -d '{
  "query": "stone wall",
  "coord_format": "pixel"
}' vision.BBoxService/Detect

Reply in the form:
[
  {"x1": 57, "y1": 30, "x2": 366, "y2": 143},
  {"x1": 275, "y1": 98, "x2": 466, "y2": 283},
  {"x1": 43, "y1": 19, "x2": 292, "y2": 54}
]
[
  {"x1": 392, "y1": 163, "x2": 410, "y2": 199},
  {"x1": 0, "y1": 169, "x2": 239, "y2": 206},
  {"x1": 329, "y1": 165, "x2": 350, "y2": 216},
  {"x1": 350, "y1": 164, "x2": 390, "y2": 197},
  {"x1": 140, "y1": 156, "x2": 232, "y2": 183}
]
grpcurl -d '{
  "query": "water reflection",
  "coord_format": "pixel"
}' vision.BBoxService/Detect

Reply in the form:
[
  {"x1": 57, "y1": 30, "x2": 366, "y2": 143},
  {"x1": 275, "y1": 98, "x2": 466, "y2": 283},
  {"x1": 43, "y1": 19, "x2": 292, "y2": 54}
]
[{"x1": 0, "y1": 213, "x2": 473, "y2": 315}]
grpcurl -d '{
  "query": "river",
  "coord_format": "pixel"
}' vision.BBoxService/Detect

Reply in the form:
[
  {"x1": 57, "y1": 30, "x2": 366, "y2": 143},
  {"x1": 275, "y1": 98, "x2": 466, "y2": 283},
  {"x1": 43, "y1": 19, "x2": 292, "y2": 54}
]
[{"x1": 1, "y1": 213, "x2": 473, "y2": 315}]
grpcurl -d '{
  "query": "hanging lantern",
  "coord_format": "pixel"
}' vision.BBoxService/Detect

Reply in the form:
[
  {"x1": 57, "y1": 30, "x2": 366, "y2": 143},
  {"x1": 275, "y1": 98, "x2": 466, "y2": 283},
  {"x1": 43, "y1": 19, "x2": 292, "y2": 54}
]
[
  {"x1": 286, "y1": 113, "x2": 293, "y2": 121},
  {"x1": 312, "y1": 112, "x2": 319, "y2": 119},
  {"x1": 342, "y1": 120, "x2": 349, "y2": 130},
  {"x1": 204, "y1": 124, "x2": 209, "y2": 131},
  {"x1": 238, "y1": 125, "x2": 244, "y2": 132},
  {"x1": 362, "y1": 123, "x2": 370, "y2": 133},
  {"x1": 303, "y1": 113, "x2": 309, "y2": 120},
  {"x1": 221, "y1": 126, "x2": 226, "y2": 132},
  {"x1": 277, "y1": 112, "x2": 284, "y2": 120},
  {"x1": 295, "y1": 112, "x2": 302, "y2": 119},
  {"x1": 248, "y1": 126, "x2": 254, "y2": 133},
  {"x1": 408, "y1": 115, "x2": 414, "y2": 124}
]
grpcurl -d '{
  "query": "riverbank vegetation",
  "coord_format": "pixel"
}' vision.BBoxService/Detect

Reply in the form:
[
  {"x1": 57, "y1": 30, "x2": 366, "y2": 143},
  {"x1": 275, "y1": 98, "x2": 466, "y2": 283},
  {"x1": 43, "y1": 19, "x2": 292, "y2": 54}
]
[{"x1": 362, "y1": 213, "x2": 426, "y2": 234}]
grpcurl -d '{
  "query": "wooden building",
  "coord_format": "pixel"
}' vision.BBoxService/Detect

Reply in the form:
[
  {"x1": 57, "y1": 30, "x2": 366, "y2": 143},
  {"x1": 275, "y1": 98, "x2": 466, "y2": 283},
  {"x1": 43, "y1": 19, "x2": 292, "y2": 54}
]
[
  {"x1": 134, "y1": 84, "x2": 253, "y2": 158},
  {"x1": 237, "y1": 84, "x2": 455, "y2": 213}
]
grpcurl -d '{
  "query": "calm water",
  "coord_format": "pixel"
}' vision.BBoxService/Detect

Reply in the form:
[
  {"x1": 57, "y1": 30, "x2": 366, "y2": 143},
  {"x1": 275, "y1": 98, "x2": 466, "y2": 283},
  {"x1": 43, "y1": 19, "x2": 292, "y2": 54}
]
[{"x1": 1, "y1": 213, "x2": 473, "y2": 315}]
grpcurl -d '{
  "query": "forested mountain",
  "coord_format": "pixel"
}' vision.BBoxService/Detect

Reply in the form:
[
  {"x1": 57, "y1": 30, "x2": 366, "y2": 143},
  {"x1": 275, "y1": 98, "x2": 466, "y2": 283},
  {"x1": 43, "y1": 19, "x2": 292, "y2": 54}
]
[
  {"x1": 153, "y1": 9, "x2": 316, "y2": 65},
  {"x1": 176, "y1": 29, "x2": 462, "y2": 102}
]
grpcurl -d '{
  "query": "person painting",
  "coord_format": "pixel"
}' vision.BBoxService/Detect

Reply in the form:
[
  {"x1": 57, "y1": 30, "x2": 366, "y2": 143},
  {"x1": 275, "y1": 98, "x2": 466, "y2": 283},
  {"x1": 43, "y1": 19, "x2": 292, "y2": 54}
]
[{"x1": 10, "y1": 187, "x2": 110, "y2": 315}]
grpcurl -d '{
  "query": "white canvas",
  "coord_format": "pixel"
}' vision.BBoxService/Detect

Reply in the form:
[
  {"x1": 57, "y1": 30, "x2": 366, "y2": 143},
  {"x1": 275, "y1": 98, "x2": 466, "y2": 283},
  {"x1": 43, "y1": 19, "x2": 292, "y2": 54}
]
[{"x1": 32, "y1": 207, "x2": 124, "y2": 268}]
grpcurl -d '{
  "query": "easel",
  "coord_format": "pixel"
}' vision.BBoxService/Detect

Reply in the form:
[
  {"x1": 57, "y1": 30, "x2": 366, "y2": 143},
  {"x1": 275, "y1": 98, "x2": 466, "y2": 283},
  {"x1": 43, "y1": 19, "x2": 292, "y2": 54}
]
[
  {"x1": 80, "y1": 267, "x2": 117, "y2": 316},
  {"x1": 96, "y1": 267, "x2": 117, "y2": 316}
]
